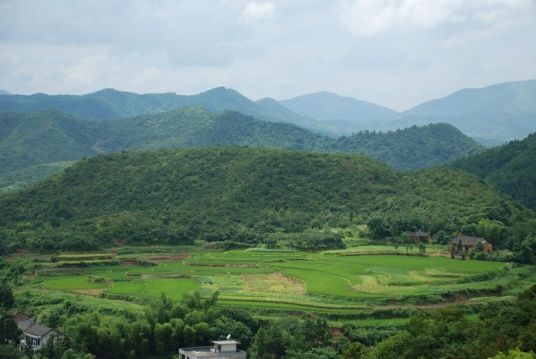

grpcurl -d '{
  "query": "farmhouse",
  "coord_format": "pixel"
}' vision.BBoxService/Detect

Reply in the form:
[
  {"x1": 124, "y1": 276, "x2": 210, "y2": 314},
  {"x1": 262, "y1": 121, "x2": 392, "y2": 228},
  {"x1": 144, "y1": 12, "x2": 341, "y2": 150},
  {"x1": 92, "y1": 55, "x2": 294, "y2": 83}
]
[
  {"x1": 179, "y1": 340, "x2": 246, "y2": 359},
  {"x1": 450, "y1": 236, "x2": 492, "y2": 256},
  {"x1": 408, "y1": 230, "x2": 432, "y2": 244},
  {"x1": 15, "y1": 312, "x2": 56, "y2": 350}
]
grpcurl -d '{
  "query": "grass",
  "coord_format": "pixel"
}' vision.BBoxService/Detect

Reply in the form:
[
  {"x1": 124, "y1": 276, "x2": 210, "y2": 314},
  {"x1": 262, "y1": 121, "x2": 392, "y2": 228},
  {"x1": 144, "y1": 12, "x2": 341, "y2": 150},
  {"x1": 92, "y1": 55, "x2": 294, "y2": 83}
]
[
  {"x1": 106, "y1": 278, "x2": 199, "y2": 301},
  {"x1": 17, "y1": 245, "x2": 532, "y2": 325}
]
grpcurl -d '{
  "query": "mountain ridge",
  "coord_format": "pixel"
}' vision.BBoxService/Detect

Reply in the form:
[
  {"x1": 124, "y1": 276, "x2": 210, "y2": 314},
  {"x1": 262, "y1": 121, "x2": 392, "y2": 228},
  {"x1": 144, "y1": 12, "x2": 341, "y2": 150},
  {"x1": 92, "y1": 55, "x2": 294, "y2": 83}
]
[
  {"x1": 2, "y1": 80, "x2": 535, "y2": 142},
  {"x1": 389, "y1": 80, "x2": 536, "y2": 142},
  {"x1": 280, "y1": 91, "x2": 398, "y2": 134},
  {"x1": 0, "y1": 108, "x2": 483, "y2": 191}
]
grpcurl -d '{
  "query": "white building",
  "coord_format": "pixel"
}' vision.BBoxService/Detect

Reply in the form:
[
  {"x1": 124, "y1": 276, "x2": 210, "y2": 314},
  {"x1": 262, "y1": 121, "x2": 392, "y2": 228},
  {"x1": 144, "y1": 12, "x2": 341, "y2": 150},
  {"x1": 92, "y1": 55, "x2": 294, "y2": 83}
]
[
  {"x1": 15, "y1": 312, "x2": 56, "y2": 350},
  {"x1": 179, "y1": 340, "x2": 246, "y2": 359}
]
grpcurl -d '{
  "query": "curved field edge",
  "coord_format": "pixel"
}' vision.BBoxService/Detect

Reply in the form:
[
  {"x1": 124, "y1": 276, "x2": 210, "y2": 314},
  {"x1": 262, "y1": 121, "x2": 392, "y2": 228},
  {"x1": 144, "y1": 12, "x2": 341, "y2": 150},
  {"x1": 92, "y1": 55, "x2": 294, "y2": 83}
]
[{"x1": 14, "y1": 247, "x2": 536, "y2": 323}]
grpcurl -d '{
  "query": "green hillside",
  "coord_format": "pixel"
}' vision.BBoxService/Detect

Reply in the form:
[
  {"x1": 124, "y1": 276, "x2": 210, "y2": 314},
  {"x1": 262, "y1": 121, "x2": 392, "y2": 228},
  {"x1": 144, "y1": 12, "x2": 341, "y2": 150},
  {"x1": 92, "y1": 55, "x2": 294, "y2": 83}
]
[
  {"x1": 0, "y1": 109, "x2": 484, "y2": 191},
  {"x1": 453, "y1": 133, "x2": 536, "y2": 209},
  {"x1": 0, "y1": 110, "x2": 99, "y2": 173},
  {"x1": 0, "y1": 147, "x2": 529, "y2": 252},
  {"x1": 98, "y1": 107, "x2": 326, "y2": 152},
  {"x1": 331, "y1": 123, "x2": 483, "y2": 170}
]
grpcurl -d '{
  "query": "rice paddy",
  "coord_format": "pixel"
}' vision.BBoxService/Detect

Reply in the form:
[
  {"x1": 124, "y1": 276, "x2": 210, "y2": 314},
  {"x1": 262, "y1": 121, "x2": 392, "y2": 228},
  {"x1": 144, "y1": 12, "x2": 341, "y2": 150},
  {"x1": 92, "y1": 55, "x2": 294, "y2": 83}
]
[{"x1": 17, "y1": 245, "x2": 536, "y2": 323}]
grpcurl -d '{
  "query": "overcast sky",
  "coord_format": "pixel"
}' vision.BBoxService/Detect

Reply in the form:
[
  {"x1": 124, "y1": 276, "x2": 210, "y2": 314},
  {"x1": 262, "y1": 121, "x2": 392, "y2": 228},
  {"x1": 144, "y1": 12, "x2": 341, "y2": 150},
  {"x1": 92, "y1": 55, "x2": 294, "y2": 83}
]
[{"x1": 1, "y1": 0, "x2": 535, "y2": 110}]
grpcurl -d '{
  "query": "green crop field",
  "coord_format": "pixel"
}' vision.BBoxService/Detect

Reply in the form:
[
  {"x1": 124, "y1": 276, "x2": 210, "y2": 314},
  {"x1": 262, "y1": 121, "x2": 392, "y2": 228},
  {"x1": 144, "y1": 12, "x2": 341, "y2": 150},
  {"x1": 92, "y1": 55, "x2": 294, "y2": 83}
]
[{"x1": 16, "y1": 246, "x2": 536, "y2": 324}]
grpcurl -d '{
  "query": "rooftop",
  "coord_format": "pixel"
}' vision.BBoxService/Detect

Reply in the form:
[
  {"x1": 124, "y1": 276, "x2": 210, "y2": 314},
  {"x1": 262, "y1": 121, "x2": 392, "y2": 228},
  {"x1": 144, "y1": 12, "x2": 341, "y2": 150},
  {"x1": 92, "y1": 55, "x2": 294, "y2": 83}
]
[
  {"x1": 14, "y1": 312, "x2": 34, "y2": 331},
  {"x1": 451, "y1": 236, "x2": 488, "y2": 246},
  {"x1": 179, "y1": 346, "x2": 246, "y2": 358},
  {"x1": 212, "y1": 340, "x2": 240, "y2": 345},
  {"x1": 24, "y1": 323, "x2": 54, "y2": 337}
]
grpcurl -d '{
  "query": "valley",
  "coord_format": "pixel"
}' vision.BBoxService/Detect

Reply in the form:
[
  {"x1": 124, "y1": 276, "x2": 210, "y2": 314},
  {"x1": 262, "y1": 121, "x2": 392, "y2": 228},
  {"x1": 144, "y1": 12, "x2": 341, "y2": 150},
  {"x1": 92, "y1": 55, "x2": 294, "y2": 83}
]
[
  {"x1": 2, "y1": 2, "x2": 536, "y2": 357},
  {"x1": 13, "y1": 245, "x2": 533, "y2": 324}
]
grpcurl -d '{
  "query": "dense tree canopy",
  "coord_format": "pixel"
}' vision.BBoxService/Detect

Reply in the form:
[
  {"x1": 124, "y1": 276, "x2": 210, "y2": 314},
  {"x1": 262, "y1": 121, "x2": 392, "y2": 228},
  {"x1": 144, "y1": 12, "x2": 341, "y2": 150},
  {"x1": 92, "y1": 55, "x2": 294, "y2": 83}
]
[
  {"x1": 0, "y1": 108, "x2": 483, "y2": 191},
  {"x1": 0, "y1": 147, "x2": 531, "y2": 252},
  {"x1": 453, "y1": 133, "x2": 536, "y2": 209}
]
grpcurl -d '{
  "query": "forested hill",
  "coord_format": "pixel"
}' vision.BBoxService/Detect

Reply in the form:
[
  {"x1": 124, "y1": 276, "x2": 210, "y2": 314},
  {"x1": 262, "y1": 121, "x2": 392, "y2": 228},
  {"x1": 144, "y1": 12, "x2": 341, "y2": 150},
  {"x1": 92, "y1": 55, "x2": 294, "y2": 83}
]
[
  {"x1": 0, "y1": 110, "x2": 100, "y2": 174},
  {"x1": 331, "y1": 123, "x2": 483, "y2": 171},
  {"x1": 0, "y1": 108, "x2": 326, "y2": 191},
  {"x1": 0, "y1": 147, "x2": 529, "y2": 252},
  {"x1": 0, "y1": 109, "x2": 483, "y2": 191},
  {"x1": 97, "y1": 107, "x2": 325, "y2": 152},
  {"x1": 452, "y1": 133, "x2": 536, "y2": 209}
]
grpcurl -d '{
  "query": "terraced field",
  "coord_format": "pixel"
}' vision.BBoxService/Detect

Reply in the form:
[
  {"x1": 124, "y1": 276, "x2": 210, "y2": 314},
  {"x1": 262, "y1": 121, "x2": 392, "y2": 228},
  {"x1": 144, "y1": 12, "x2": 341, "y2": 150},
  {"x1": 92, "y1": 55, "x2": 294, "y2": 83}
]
[{"x1": 17, "y1": 246, "x2": 536, "y2": 322}]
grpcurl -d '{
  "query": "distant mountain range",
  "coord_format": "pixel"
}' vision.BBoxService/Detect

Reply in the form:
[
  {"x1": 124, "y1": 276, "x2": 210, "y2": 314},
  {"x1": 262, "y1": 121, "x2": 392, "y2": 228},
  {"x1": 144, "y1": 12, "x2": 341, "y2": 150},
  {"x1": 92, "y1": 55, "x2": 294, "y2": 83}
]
[
  {"x1": 0, "y1": 86, "x2": 319, "y2": 130},
  {"x1": 0, "y1": 89, "x2": 10, "y2": 95},
  {"x1": 452, "y1": 132, "x2": 536, "y2": 209},
  {"x1": 279, "y1": 91, "x2": 397, "y2": 135},
  {"x1": 280, "y1": 80, "x2": 536, "y2": 143},
  {"x1": 0, "y1": 108, "x2": 482, "y2": 191},
  {"x1": 1, "y1": 80, "x2": 534, "y2": 143},
  {"x1": 390, "y1": 80, "x2": 536, "y2": 143}
]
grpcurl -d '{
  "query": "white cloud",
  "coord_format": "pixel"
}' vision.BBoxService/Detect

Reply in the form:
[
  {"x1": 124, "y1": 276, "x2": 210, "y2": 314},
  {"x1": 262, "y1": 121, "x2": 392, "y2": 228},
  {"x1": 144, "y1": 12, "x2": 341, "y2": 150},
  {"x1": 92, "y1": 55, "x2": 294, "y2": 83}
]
[
  {"x1": 240, "y1": 2, "x2": 276, "y2": 25},
  {"x1": 0, "y1": 0, "x2": 535, "y2": 109},
  {"x1": 336, "y1": 0, "x2": 535, "y2": 36}
]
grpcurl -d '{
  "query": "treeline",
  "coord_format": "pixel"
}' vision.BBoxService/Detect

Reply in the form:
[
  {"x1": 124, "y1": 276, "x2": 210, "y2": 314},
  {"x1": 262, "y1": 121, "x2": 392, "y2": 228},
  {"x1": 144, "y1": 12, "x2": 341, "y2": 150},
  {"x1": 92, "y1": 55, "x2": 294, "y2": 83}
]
[{"x1": 0, "y1": 147, "x2": 532, "y2": 254}]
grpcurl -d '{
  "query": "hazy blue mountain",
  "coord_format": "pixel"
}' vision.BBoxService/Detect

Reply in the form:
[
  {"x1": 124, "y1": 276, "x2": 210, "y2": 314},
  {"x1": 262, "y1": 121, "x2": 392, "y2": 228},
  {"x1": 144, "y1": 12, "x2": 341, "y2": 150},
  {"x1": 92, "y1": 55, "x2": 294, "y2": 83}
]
[
  {"x1": 4, "y1": 81, "x2": 535, "y2": 142},
  {"x1": 255, "y1": 97, "x2": 335, "y2": 135},
  {"x1": 0, "y1": 87, "x2": 314, "y2": 127},
  {"x1": 0, "y1": 89, "x2": 10, "y2": 95},
  {"x1": 280, "y1": 91, "x2": 398, "y2": 134},
  {"x1": 391, "y1": 80, "x2": 536, "y2": 142}
]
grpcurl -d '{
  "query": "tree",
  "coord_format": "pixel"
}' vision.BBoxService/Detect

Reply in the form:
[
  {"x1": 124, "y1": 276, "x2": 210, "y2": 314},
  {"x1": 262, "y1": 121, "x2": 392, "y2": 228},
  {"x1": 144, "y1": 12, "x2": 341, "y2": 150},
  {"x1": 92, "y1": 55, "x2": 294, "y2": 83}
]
[
  {"x1": 418, "y1": 242, "x2": 426, "y2": 254},
  {"x1": 61, "y1": 349, "x2": 96, "y2": 359},
  {"x1": 0, "y1": 283, "x2": 14, "y2": 309},
  {"x1": 0, "y1": 344, "x2": 22, "y2": 359},
  {"x1": 514, "y1": 237, "x2": 536, "y2": 264},
  {"x1": 342, "y1": 342, "x2": 367, "y2": 359},
  {"x1": 435, "y1": 230, "x2": 448, "y2": 244},
  {"x1": 491, "y1": 349, "x2": 536, "y2": 359},
  {"x1": 456, "y1": 239, "x2": 463, "y2": 259},
  {"x1": 250, "y1": 326, "x2": 286, "y2": 359},
  {"x1": 0, "y1": 314, "x2": 20, "y2": 344},
  {"x1": 367, "y1": 218, "x2": 391, "y2": 240}
]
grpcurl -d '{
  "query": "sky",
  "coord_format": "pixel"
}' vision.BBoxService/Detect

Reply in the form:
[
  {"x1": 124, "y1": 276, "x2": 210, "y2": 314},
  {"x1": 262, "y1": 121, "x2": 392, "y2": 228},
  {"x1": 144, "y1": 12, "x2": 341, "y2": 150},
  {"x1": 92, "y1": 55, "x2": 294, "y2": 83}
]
[{"x1": 0, "y1": 0, "x2": 535, "y2": 110}]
